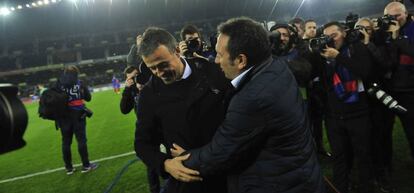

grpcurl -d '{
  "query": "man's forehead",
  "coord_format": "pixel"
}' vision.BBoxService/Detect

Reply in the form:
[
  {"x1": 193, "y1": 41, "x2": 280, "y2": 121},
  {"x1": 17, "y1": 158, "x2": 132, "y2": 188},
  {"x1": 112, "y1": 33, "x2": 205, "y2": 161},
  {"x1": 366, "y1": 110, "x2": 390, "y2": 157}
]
[
  {"x1": 306, "y1": 22, "x2": 316, "y2": 27},
  {"x1": 185, "y1": 33, "x2": 199, "y2": 39},
  {"x1": 276, "y1": 28, "x2": 289, "y2": 33},
  {"x1": 143, "y1": 45, "x2": 172, "y2": 66},
  {"x1": 324, "y1": 26, "x2": 338, "y2": 34}
]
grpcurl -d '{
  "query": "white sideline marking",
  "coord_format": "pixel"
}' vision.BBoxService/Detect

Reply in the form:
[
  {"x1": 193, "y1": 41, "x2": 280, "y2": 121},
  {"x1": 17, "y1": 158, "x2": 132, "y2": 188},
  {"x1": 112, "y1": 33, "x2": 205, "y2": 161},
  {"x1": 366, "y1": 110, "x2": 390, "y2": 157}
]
[{"x1": 0, "y1": 151, "x2": 136, "y2": 184}]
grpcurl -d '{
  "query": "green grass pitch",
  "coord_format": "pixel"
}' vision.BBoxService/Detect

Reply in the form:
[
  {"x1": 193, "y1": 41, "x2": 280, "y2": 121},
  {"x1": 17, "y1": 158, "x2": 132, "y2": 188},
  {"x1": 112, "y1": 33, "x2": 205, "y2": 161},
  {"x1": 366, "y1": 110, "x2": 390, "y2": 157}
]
[{"x1": 0, "y1": 90, "x2": 413, "y2": 193}]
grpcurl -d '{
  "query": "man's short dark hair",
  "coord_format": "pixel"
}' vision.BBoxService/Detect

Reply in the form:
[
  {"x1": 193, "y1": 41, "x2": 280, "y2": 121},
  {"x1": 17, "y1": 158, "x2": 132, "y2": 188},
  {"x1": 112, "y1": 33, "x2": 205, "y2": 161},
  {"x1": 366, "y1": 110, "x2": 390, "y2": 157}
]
[
  {"x1": 304, "y1": 19, "x2": 316, "y2": 26},
  {"x1": 269, "y1": 23, "x2": 290, "y2": 32},
  {"x1": 124, "y1": 65, "x2": 139, "y2": 75},
  {"x1": 180, "y1": 24, "x2": 201, "y2": 41},
  {"x1": 218, "y1": 17, "x2": 271, "y2": 68},
  {"x1": 64, "y1": 65, "x2": 80, "y2": 75},
  {"x1": 289, "y1": 17, "x2": 305, "y2": 30},
  {"x1": 138, "y1": 27, "x2": 177, "y2": 58},
  {"x1": 323, "y1": 21, "x2": 345, "y2": 32}
]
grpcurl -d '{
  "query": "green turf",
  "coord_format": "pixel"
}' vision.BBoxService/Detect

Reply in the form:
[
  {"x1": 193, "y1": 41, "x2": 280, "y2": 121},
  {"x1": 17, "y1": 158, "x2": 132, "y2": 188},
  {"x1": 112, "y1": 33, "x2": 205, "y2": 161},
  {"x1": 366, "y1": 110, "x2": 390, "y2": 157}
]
[
  {"x1": 0, "y1": 90, "x2": 149, "y2": 193},
  {"x1": 0, "y1": 90, "x2": 413, "y2": 193}
]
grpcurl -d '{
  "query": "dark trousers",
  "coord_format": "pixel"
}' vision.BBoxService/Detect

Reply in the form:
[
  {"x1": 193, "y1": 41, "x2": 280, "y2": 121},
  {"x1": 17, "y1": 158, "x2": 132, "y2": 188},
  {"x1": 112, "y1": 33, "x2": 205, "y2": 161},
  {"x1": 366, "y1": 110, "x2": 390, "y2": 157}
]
[
  {"x1": 307, "y1": 82, "x2": 326, "y2": 152},
  {"x1": 59, "y1": 110, "x2": 90, "y2": 169},
  {"x1": 147, "y1": 167, "x2": 161, "y2": 193},
  {"x1": 370, "y1": 102, "x2": 394, "y2": 176},
  {"x1": 309, "y1": 98, "x2": 325, "y2": 152},
  {"x1": 326, "y1": 114, "x2": 374, "y2": 193},
  {"x1": 394, "y1": 91, "x2": 414, "y2": 159}
]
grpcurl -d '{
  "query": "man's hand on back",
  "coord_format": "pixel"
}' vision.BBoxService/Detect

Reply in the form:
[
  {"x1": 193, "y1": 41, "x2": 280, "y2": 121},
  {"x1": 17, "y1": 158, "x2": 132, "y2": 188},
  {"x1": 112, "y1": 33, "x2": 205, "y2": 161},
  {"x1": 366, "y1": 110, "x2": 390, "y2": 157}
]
[{"x1": 164, "y1": 154, "x2": 203, "y2": 182}]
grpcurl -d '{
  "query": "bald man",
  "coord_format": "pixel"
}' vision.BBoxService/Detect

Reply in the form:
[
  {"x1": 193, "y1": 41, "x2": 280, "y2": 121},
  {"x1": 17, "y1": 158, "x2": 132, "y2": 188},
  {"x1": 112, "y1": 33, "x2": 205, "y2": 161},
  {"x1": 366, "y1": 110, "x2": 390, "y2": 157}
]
[{"x1": 382, "y1": 0, "x2": 414, "y2": 169}]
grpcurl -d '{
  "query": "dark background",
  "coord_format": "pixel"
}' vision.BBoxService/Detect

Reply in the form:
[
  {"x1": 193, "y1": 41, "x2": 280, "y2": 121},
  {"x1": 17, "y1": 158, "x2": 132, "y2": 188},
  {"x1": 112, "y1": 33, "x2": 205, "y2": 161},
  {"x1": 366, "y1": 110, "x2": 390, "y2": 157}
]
[{"x1": 0, "y1": 0, "x2": 413, "y2": 45}]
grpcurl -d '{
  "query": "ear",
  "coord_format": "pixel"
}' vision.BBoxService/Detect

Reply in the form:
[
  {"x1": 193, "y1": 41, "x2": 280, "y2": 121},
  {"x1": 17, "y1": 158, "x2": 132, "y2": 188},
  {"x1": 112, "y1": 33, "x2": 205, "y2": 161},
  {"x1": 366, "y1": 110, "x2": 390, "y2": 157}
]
[
  {"x1": 234, "y1": 54, "x2": 248, "y2": 70},
  {"x1": 175, "y1": 46, "x2": 181, "y2": 56}
]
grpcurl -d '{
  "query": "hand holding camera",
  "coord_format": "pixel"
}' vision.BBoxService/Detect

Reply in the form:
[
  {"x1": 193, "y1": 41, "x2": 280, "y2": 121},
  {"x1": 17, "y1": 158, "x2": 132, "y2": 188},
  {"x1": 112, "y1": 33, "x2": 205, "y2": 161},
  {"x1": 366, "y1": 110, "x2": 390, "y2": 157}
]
[
  {"x1": 179, "y1": 38, "x2": 204, "y2": 59},
  {"x1": 321, "y1": 46, "x2": 339, "y2": 59}
]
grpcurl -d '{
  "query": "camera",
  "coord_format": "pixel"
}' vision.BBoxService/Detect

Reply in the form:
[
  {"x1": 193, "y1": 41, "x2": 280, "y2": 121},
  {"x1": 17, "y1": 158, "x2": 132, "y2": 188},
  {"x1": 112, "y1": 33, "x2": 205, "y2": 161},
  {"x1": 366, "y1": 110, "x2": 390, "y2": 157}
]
[
  {"x1": 0, "y1": 83, "x2": 28, "y2": 155},
  {"x1": 309, "y1": 35, "x2": 334, "y2": 53},
  {"x1": 269, "y1": 31, "x2": 284, "y2": 56},
  {"x1": 345, "y1": 12, "x2": 359, "y2": 30},
  {"x1": 377, "y1": 15, "x2": 398, "y2": 32},
  {"x1": 346, "y1": 25, "x2": 365, "y2": 44},
  {"x1": 367, "y1": 83, "x2": 407, "y2": 114},
  {"x1": 184, "y1": 38, "x2": 202, "y2": 58},
  {"x1": 80, "y1": 107, "x2": 93, "y2": 119}
]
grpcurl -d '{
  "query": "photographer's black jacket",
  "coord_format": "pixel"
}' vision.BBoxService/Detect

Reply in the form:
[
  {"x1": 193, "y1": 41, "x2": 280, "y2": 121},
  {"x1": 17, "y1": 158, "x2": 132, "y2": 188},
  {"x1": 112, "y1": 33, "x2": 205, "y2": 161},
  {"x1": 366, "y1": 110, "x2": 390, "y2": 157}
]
[
  {"x1": 134, "y1": 58, "x2": 231, "y2": 193},
  {"x1": 388, "y1": 19, "x2": 414, "y2": 92},
  {"x1": 120, "y1": 86, "x2": 139, "y2": 114},
  {"x1": 310, "y1": 42, "x2": 374, "y2": 118}
]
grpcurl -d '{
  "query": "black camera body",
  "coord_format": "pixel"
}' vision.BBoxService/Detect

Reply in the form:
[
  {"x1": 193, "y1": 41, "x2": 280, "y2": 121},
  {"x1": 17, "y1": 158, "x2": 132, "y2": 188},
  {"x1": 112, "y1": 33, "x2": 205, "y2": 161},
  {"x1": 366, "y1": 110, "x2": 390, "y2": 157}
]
[
  {"x1": 345, "y1": 13, "x2": 359, "y2": 30},
  {"x1": 346, "y1": 26, "x2": 365, "y2": 44},
  {"x1": 377, "y1": 15, "x2": 398, "y2": 32},
  {"x1": 80, "y1": 107, "x2": 93, "y2": 119},
  {"x1": 184, "y1": 38, "x2": 202, "y2": 58},
  {"x1": 309, "y1": 35, "x2": 335, "y2": 53},
  {"x1": 0, "y1": 84, "x2": 28, "y2": 155},
  {"x1": 269, "y1": 31, "x2": 284, "y2": 56}
]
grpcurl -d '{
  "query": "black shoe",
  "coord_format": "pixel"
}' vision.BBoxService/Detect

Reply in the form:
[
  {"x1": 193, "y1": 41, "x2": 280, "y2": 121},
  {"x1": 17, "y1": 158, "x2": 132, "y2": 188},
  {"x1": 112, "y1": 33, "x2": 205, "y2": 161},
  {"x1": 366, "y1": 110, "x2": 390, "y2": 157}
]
[
  {"x1": 66, "y1": 168, "x2": 76, "y2": 175},
  {"x1": 318, "y1": 149, "x2": 332, "y2": 157},
  {"x1": 81, "y1": 163, "x2": 99, "y2": 173},
  {"x1": 375, "y1": 178, "x2": 395, "y2": 193}
]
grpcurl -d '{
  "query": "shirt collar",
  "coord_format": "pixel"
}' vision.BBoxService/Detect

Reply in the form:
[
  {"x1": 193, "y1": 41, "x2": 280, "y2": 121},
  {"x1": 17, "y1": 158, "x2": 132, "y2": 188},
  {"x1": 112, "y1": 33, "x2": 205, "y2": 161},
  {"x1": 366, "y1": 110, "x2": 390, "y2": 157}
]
[
  {"x1": 181, "y1": 58, "x2": 192, "y2": 80},
  {"x1": 231, "y1": 67, "x2": 253, "y2": 88}
]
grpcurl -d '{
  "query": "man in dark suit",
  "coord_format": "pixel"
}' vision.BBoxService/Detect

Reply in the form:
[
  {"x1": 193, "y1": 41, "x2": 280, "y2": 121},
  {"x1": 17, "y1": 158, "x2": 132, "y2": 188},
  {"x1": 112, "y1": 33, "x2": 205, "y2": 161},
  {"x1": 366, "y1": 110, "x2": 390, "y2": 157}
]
[
  {"x1": 164, "y1": 17, "x2": 324, "y2": 193},
  {"x1": 134, "y1": 27, "x2": 231, "y2": 193}
]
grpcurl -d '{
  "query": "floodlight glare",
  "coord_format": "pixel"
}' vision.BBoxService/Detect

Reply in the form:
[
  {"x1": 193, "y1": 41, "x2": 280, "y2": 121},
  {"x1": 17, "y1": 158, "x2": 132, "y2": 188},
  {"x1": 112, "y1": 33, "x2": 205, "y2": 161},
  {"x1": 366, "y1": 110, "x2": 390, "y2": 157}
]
[
  {"x1": 0, "y1": 7, "x2": 11, "y2": 16},
  {"x1": 51, "y1": 0, "x2": 57, "y2": 3},
  {"x1": 44, "y1": 0, "x2": 50, "y2": 5},
  {"x1": 10, "y1": 7, "x2": 15, "y2": 11},
  {"x1": 17, "y1": 5, "x2": 23, "y2": 9},
  {"x1": 37, "y1": 1, "x2": 44, "y2": 6},
  {"x1": 32, "y1": 2, "x2": 37, "y2": 7},
  {"x1": 26, "y1": 4, "x2": 31, "y2": 8}
]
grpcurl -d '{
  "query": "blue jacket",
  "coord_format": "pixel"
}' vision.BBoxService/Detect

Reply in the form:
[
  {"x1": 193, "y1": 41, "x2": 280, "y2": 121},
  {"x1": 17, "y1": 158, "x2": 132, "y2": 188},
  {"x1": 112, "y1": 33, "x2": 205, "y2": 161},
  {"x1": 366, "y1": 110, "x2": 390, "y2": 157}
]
[{"x1": 183, "y1": 57, "x2": 324, "y2": 193}]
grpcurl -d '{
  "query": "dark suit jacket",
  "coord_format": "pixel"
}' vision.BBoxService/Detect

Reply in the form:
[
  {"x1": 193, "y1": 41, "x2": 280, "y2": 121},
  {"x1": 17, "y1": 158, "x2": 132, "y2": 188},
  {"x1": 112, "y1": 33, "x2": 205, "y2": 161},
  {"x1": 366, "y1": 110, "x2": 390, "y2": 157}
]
[
  {"x1": 183, "y1": 57, "x2": 324, "y2": 193},
  {"x1": 134, "y1": 58, "x2": 231, "y2": 193}
]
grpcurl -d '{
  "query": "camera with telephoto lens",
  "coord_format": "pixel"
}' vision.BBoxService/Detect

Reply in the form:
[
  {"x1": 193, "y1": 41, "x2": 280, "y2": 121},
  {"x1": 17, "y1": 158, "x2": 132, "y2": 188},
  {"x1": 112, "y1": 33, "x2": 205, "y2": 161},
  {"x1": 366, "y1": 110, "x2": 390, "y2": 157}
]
[
  {"x1": 184, "y1": 38, "x2": 202, "y2": 58},
  {"x1": 309, "y1": 35, "x2": 335, "y2": 53},
  {"x1": 377, "y1": 15, "x2": 398, "y2": 32},
  {"x1": 367, "y1": 83, "x2": 407, "y2": 114},
  {"x1": 0, "y1": 83, "x2": 28, "y2": 155}
]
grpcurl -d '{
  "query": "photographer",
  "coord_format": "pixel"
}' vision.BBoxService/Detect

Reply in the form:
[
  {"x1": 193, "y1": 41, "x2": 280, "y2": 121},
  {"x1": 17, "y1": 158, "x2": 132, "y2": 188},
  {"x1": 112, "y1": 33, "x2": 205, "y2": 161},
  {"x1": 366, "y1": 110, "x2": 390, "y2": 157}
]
[
  {"x1": 57, "y1": 65, "x2": 98, "y2": 175},
  {"x1": 270, "y1": 24, "x2": 312, "y2": 87},
  {"x1": 289, "y1": 17, "x2": 306, "y2": 38},
  {"x1": 302, "y1": 19, "x2": 332, "y2": 157},
  {"x1": 123, "y1": 36, "x2": 161, "y2": 193},
  {"x1": 178, "y1": 24, "x2": 215, "y2": 63},
  {"x1": 383, "y1": 2, "x2": 414, "y2": 161},
  {"x1": 314, "y1": 22, "x2": 374, "y2": 193},
  {"x1": 354, "y1": 17, "x2": 398, "y2": 193}
]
